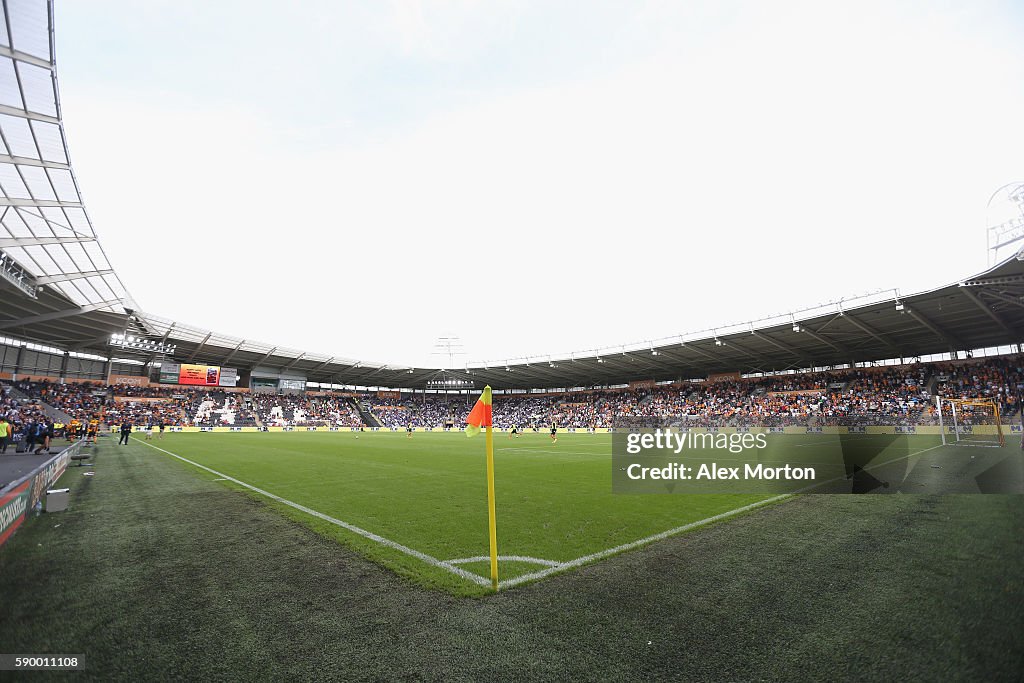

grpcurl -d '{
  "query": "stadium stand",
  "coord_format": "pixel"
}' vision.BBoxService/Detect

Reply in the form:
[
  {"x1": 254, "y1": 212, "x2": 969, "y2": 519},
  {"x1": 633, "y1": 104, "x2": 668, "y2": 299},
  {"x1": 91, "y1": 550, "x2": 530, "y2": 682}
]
[{"x1": 6, "y1": 354, "x2": 1021, "y2": 431}]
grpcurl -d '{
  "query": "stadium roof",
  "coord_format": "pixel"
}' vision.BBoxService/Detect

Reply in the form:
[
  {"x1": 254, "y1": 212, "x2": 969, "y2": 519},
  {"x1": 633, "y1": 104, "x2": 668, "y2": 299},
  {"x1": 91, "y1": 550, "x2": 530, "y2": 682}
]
[
  {"x1": 0, "y1": 0, "x2": 133, "y2": 350},
  {"x1": 129, "y1": 252, "x2": 1024, "y2": 390},
  {"x1": 0, "y1": 0, "x2": 1022, "y2": 391}
]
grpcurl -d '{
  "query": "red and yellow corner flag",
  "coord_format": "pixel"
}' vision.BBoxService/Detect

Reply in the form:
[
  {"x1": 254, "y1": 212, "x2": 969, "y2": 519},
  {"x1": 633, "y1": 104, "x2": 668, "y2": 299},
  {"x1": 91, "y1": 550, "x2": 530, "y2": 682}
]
[
  {"x1": 465, "y1": 385, "x2": 492, "y2": 437},
  {"x1": 466, "y1": 385, "x2": 499, "y2": 590}
]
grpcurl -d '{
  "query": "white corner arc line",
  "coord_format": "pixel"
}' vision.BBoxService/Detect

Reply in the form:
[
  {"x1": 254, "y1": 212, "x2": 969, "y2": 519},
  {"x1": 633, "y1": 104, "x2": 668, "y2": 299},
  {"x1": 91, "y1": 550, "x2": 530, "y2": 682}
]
[
  {"x1": 132, "y1": 438, "x2": 491, "y2": 588},
  {"x1": 448, "y1": 555, "x2": 563, "y2": 567}
]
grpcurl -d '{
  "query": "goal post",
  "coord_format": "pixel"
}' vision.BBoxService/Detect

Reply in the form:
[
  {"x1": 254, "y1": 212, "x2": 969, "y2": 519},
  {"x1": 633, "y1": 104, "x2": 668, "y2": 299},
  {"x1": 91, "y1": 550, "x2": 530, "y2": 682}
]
[{"x1": 936, "y1": 396, "x2": 1005, "y2": 447}]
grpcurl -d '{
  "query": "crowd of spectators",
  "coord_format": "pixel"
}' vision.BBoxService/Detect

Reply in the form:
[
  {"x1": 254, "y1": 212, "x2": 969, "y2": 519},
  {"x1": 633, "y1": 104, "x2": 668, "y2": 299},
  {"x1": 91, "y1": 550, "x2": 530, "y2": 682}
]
[
  {"x1": 1, "y1": 383, "x2": 49, "y2": 432},
  {"x1": 248, "y1": 394, "x2": 362, "y2": 427},
  {"x1": 361, "y1": 356, "x2": 1022, "y2": 428},
  {"x1": 14, "y1": 380, "x2": 109, "y2": 423},
  {"x1": 3, "y1": 355, "x2": 1021, "y2": 434}
]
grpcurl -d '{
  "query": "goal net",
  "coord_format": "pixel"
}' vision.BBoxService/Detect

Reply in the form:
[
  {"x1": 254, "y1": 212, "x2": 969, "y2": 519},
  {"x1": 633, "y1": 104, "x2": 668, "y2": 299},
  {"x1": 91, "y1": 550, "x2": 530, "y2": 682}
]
[{"x1": 936, "y1": 397, "x2": 1005, "y2": 447}]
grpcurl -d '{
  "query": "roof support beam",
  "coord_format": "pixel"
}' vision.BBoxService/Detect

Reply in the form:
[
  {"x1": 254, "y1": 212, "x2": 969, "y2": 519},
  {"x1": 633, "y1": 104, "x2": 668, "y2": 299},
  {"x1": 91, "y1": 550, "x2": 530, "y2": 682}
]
[
  {"x1": 842, "y1": 313, "x2": 902, "y2": 356},
  {"x1": 0, "y1": 45, "x2": 53, "y2": 69},
  {"x1": 0, "y1": 235, "x2": 93, "y2": 248},
  {"x1": 0, "y1": 154, "x2": 70, "y2": 171},
  {"x1": 70, "y1": 334, "x2": 115, "y2": 353},
  {"x1": 906, "y1": 308, "x2": 965, "y2": 351},
  {"x1": 309, "y1": 357, "x2": 336, "y2": 374},
  {"x1": 676, "y1": 343, "x2": 719, "y2": 364},
  {"x1": 797, "y1": 324, "x2": 849, "y2": 355},
  {"x1": 0, "y1": 198, "x2": 82, "y2": 208},
  {"x1": 251, "y1": 347, "x2": 279, "y2": 368},
  {"x1": 220, "y1": 339, "x2": 245, "y2": 366},
  {"x1": 980, "y1": 290, "x2": 1024, "y2": 310},
  {"x1": 751, "y1": 331, "x2": 810, "y2": 364},
  {"x1": 958, "y1": 287, "x2": 1019, "y2": 337},
  {"x1": 35, "y1": 269, "x2": 115, "y2": 285},
  {"x1": 0, "y1": 299, "x2": 123, "y2": 330},
  {"x1": 0, "y1": 103, "x2": 59, "y2": 124},
  {"x1": 717, "y1": 336, "x2": 779, "y2": 370},
  {"x1": 186, "y1": 332, "x2": 213, "y2": 362},
  {"x1": 279, "y1": 353, "x2": 307, "y2": 373},
  {"x1": 961, "y1": 274, "x2": 1024, "y2": 288}
]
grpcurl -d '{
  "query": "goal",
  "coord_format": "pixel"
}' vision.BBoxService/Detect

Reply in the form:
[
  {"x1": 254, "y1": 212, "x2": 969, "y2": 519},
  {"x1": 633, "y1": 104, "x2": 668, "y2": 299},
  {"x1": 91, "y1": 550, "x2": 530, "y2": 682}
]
[{"x1": 936, "y1": 396, "x2": 1005, "y2": 447}]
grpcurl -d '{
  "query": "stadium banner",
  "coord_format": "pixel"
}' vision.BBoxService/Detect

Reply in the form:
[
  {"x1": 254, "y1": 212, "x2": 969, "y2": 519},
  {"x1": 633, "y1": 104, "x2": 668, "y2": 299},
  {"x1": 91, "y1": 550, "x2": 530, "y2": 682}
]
[
  {"x1": 159, "y1": 362, "x2": 180, "y2": 384},
  {"x1": 219, "y1": 368, "x2": 239, "y2": 387},
  {"x1": 707, "y1": 372, "x2": 741, "y2": 383},
  {"x1": 104, "y1": 425, "x2": 995, "y2": 436},
  {"x1": 611, "y1": 417, "x2": 1023, "y2": 494},
  {"x1": 0, "y1": 481, "x2": 30, "y2": 547},
  {"x1": 28, "y1": 449, "x2": 72, "y2": 510},
  {"x1": 110, "y1": 374, "x2": 150, "y2": 387},
  {"x1": 0, "y1": 442, "x2": 76, "y2": 549}
]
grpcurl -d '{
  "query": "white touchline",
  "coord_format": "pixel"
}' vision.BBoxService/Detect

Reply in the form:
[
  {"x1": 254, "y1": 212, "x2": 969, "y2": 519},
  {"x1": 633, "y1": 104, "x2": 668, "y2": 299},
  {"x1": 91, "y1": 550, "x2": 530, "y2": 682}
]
[{"x1": 131, "y1": 438, "x2": 491, "y2": 588}]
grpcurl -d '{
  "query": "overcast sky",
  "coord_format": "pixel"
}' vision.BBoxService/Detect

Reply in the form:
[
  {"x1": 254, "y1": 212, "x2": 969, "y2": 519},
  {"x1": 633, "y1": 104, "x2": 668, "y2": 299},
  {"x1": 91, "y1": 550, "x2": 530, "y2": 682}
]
[{"x1": 53, "y1": 0, "x2": 1024, "y2": 368}]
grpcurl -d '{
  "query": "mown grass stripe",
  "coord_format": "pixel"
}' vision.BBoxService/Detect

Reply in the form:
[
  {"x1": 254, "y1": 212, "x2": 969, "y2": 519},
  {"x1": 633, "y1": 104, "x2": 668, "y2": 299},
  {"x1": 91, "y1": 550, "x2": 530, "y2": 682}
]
[{"x1": 133, "y1": 437, "x2": 492, "y2": 588}]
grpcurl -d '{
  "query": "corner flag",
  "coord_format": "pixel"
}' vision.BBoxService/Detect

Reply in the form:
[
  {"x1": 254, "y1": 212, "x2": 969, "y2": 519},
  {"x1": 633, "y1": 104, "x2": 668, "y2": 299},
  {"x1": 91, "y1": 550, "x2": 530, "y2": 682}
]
[
  {"x1": 466, "y1": 385, "x2": 492, "y2": 437},
  {"x1": 466, "y1": 385, "x2": 499, "y2": 590}
]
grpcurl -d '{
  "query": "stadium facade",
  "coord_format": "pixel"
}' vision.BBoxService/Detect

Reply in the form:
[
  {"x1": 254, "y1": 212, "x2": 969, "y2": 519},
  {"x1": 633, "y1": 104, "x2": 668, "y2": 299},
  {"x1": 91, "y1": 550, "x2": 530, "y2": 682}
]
[{"x1": 0, "y1": 0, "x2": 1022, "y2": 394}]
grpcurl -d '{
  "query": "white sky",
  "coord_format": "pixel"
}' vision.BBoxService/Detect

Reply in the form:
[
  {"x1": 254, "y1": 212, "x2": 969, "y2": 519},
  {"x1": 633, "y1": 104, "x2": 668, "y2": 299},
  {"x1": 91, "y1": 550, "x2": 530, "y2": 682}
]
[{"x1": 53, "y1": 0, "x2": 1024, "y2": 368}]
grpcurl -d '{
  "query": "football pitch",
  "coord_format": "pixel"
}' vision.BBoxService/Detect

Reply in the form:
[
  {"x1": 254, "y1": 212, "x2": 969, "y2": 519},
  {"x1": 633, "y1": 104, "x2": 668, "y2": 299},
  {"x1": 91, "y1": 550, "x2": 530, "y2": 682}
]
[
  {"x1": 3, "y1": 432, "x2": 1022, "y2": 679},
  {"x1": 124, "y1": 429, "x2": 999, "y2": 596}
]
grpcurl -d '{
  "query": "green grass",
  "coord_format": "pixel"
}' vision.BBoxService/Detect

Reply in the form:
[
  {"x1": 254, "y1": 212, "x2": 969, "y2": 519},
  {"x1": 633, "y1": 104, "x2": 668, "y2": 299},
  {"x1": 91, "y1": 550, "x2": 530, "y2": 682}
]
[
  {"x1": 129, "y1": 431, "x2": 774, "y2": 595},
  {"x1": 122, "y1": 430, "x2": 1016, "y2": 595},
  {"x1": 121, "y1": 428, "x2": 1017, "y2": 596},
  {"x1": 0, "y1": 434, "x2": 1021, "y2": 680}
]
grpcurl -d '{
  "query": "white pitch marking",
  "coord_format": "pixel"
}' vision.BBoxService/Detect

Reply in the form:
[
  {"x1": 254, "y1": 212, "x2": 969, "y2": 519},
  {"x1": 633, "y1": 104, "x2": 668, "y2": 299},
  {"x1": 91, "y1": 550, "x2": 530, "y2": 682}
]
[
  {"x1": 499, "y1": 441, "x2": 949, "y2": 589},
  {"x1": 792, "y1": 433, "x2": 912, "y2": 447},
  {"x1": 448, "y1": 555, "x2": 563, "y2": 568},
  {"x1": 497, "y1": 495, "x2": 792, "y2": 589},
  {"x1": 132, "y1": 438, "x2": 491, "y2": 588},
  {"x1": 497, "y1": 448, "x2": 598, "y2": 456},
  {"x1": 136, "y1": 436, "x2": 939, "y2": 591}
]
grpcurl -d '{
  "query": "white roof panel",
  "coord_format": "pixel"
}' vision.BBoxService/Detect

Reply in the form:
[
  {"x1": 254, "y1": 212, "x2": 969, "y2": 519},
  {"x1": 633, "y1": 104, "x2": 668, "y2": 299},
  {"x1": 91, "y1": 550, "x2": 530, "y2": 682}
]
[
  {"x1": 8, "y1": 0, "x2": 50, "y2": 60},
  {"x1": 0, "y1": 0, "x2": 131, "y2": 314}
]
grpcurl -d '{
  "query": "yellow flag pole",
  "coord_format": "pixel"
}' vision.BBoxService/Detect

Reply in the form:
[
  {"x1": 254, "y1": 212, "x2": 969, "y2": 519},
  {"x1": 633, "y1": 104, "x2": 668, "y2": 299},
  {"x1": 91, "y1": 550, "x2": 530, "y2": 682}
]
[{"x1": 485, "y1": 423, "x2": 499, "y2": 591}]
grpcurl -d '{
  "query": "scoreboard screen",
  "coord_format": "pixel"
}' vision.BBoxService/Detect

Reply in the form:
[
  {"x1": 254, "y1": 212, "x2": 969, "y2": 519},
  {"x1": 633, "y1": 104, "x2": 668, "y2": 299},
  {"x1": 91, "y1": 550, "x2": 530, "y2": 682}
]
[
  {"x1": 178, "y1": 364, "x2": 221, "y2": 386},
  {"x1": 159, "y1": 363, "x2": 238, "y2": 387}
]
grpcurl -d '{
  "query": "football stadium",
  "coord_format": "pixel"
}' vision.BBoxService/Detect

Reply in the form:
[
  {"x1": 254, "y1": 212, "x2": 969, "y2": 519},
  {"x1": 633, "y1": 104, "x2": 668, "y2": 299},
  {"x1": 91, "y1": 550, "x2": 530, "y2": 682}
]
[{"x1": 1, "y1": 1, "x2": 1023, "y2": 680}]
